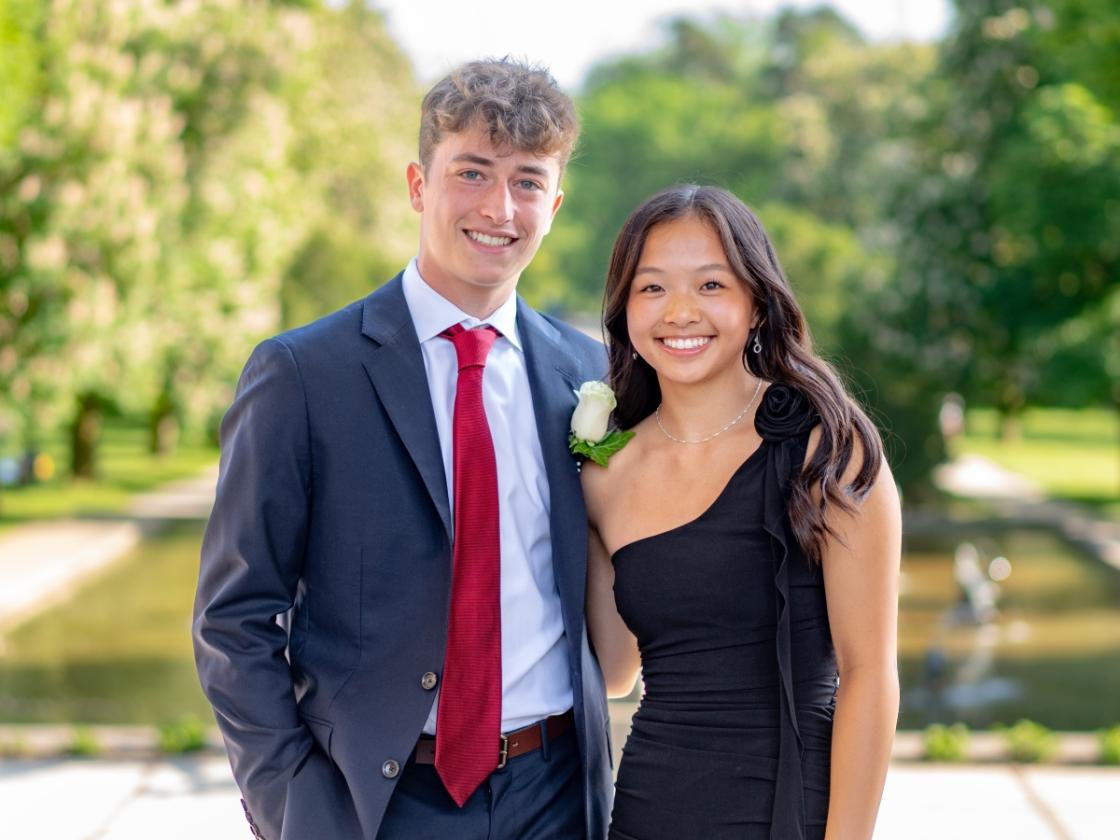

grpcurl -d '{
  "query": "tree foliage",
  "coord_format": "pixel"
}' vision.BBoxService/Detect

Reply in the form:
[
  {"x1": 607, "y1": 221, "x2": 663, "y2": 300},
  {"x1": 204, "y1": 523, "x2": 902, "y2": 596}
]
[
  {"x1": 884, "y1": 0, "x2": 1119, "y2": 435},
  {"x1": 0, "y1": 0, "x2": 416, "y2": 473},
  {"x1": 521, "y1": 5, "x2": 1116, "y2": 490},
  {"x1": 1, "y1": 2, "x2": 1113, "y2": 495},
  {"x1": 524, "y1": 10, "x2": 941, "y2": 487}
]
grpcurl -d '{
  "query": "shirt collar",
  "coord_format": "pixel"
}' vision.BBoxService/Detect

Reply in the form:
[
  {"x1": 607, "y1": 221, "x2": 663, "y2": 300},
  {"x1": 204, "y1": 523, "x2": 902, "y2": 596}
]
[{"x1": 402, "y1": 258, "x2": 522, "y2": 350}]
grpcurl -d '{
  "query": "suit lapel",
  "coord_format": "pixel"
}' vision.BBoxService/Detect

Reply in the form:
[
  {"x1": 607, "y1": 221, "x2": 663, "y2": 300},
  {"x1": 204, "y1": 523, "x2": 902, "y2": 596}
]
[
  {"x1": 358, "y1": 284, "x2": 588, "y2": 639},
  {"x1": 518, "y1": 301, "x2": 588, "y2": 649},
  {"x1": 359, "y1": 275, "x2": 452, "y2": 539}
]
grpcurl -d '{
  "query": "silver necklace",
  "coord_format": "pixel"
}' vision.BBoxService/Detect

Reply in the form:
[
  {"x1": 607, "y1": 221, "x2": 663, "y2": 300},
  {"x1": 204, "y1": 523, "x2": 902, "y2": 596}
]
[{"x1": 655, "y1": 378, "x2": 763, "y2": 445}]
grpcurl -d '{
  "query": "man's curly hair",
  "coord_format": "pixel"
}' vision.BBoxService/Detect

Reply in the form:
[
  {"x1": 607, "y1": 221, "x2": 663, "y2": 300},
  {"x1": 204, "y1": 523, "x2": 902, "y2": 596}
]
[{"x1": 419, "y1": 58, "x2": 579, "y2": 174}]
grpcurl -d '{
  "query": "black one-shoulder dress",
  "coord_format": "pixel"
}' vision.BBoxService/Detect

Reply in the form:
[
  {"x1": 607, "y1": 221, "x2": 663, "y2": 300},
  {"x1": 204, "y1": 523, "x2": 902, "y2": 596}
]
[{"x1": 608, "y1": 387, "x2": 837, "y2": 840}]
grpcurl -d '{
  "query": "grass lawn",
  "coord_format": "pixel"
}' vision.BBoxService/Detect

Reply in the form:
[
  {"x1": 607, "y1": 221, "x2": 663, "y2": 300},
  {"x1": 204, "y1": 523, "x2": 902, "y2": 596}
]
[
  {"x1": 952, "y1": 407, "x2": 1119, "y2": 514},
  {"x1": 0, "y1": 421, "x2": 218, "y2": 529}
]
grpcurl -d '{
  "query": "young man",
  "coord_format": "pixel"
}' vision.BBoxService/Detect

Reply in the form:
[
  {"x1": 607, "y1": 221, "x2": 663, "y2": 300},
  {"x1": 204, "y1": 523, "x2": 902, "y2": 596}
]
[{"x1": 193, "y1": 60, "x2": 612, "y2": 840}]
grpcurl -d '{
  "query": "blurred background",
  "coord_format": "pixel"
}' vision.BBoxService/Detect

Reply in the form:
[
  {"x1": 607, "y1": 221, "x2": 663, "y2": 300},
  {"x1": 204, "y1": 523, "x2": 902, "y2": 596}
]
[{"x1": 0, "y1": 0, "x2": 1117, "y2": 836}]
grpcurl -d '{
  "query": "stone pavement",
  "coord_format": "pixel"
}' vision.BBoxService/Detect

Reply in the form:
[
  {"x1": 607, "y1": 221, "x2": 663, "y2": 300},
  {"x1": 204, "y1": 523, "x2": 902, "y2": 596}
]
[
  {"x1": 1, "y1": 750, "x2": 1117, "y2": 839},
  {"x1": 1, "y1": 712, "x2": 1117, "y2": 839}
]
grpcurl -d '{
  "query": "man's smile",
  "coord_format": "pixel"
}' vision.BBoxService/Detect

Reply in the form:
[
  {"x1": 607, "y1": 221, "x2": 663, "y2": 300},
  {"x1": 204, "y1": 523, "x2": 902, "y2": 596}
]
[{"x1": 465, "y1": 229, "x2": 518, "y2": 249}]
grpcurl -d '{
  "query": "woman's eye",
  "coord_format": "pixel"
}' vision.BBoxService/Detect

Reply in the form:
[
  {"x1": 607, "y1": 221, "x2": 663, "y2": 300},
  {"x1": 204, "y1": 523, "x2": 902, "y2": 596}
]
[{"x1": 701, "y1": 280, "x2": 725, "y2": 290}]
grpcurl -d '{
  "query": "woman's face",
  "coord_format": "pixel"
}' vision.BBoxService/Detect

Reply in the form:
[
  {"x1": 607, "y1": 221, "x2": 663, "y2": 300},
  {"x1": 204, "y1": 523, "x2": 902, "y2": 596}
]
[{"x1": 626, "y1": 214, "x2": 757, "y2": 389}]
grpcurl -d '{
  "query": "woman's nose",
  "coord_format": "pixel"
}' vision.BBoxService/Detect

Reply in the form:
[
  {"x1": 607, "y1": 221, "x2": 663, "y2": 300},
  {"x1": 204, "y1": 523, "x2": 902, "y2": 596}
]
[{"x1": 662, "y1": 292, "x2": 700, "y2": 325}]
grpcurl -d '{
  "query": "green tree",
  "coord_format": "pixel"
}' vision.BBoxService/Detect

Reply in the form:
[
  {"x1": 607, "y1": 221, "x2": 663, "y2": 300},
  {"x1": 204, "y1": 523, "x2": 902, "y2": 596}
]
[
  {"x1": 0, "y1": 0, "x2": 194, "y2": 475},
  {"x1": 527, "y1": 9, "x2": 941, "y2": 489},
  {"x1": 525, "y1": 17, "x2": 793, "y2": 312},
  {"x1": 278, "y1": 0, "x2": 418, "y2": 331},
  {"x1": 886, "y1": 1, "x2": 1120, "y2": 440},
  {"x1": 0, "y1": 0, "x2": 43, "y2": 153},
  {"x1": 0, "y1": 0, "x2": 418, "y2": 478}
]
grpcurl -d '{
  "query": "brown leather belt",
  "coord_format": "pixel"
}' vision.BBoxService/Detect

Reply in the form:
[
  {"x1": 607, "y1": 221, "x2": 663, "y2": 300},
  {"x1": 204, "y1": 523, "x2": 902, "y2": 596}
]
[{"x1": 414, "y1": 710, "x2": 574, "y2": 769}]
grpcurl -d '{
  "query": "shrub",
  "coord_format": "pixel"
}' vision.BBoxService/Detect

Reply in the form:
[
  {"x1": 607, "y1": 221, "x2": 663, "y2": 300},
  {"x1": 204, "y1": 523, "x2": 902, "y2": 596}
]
[
  {"x1": 1098, "y1": 726, "x2": 1120, "y2": 766},
  {"x1": 67, "y1": 726, "x2": 101, "y2": 757},
  {"x1": 158, "y1": 715, "x2": 207, "y2": 754},
  {"x1": 1000, "y1": 720, "x2": 1057, "y2": 763},
  {"x1": 0, "y1": 735, "x2": 29, "y2": 758},
  {"x1": 922, "y1": 723, "x2": 970, "y2": 762}
]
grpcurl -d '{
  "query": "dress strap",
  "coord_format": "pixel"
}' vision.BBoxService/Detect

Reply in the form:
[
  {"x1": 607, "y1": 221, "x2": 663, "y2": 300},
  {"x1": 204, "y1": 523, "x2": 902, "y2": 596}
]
[
  {"x1": 754, "y1": 384, "x2": 819, "y2": 840},
  {"x1": 762, "y1": 436, "x2": 807, "y2": 840}
]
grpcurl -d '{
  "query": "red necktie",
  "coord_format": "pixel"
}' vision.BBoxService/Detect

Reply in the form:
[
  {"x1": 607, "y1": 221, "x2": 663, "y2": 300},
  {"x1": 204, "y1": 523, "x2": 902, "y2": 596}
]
[{"x1": 435, "y1": 324, "x2": 502, "y2": 807}]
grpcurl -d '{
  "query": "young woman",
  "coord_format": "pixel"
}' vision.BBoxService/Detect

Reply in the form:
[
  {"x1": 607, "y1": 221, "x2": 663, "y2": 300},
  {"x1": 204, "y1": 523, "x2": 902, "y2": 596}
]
[{"x1": 582, "y1": 185, "x2": 901, "y2": 840}]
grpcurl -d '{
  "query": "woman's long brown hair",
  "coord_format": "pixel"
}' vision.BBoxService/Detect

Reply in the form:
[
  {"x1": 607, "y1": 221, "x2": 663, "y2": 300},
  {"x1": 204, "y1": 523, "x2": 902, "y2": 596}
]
[{"x1": 603, "y1": 184, "x2": 884, "y2": 562}]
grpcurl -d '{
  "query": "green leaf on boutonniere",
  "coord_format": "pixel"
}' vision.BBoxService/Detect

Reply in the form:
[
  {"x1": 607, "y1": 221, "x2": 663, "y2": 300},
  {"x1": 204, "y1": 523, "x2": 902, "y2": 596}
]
[{"x1": 569, "y1": 429, "x2": 635, "y2": 468}]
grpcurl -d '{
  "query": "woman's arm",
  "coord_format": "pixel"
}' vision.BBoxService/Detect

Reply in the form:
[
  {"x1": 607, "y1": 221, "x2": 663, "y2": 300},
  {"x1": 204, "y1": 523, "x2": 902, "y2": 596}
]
[
  {"x1": 821, "y1": 446, "x2": 902, "y2": 840},
  {"x1": 585, "y1": 522, "x2": 642, "y2": 698}
]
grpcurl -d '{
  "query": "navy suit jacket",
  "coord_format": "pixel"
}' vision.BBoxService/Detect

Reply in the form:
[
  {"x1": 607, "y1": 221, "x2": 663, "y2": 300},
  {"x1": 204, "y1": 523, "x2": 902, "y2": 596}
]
[{"x1": 193, "y1": 274, "x2": 612, "y2": 840}]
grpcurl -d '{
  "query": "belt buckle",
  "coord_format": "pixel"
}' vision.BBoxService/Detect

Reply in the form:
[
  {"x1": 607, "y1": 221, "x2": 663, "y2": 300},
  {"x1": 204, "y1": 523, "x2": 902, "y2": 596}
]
[{"x1": 496, "y1": 734, "x2": 509, "y2": 770}]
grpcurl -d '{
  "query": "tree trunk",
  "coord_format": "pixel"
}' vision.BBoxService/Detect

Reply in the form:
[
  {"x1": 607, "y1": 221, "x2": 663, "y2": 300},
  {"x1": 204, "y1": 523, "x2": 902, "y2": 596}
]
[
  {"x1": 997, "y1": 381, "x2": 1025, "y2": 442},
  {"x1": 998, "y1": 412, "x2": 1021, "y2": 442},
  {"x1": 148, "y1": 390, "x2": 179, "y2": 456},
  {"x1": 69, "y1": 392, "x2": 102, "y2": 479}
]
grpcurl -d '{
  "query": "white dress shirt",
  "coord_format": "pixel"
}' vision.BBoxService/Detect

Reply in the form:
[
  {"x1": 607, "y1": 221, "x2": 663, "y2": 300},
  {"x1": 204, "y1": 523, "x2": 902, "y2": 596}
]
[{"x1": 401, "y1": 259, "x2": 573, "y2": 735}]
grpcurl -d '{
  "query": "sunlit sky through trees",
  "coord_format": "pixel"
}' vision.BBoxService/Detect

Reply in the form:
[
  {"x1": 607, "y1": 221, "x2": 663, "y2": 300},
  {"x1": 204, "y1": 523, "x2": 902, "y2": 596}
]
[{"x1": 369, "y1": 0, "x2": 952, "y2": 88}]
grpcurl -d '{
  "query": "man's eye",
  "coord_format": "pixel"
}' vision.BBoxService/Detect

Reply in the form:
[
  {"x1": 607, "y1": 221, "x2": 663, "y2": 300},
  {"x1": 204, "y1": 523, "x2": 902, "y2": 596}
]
[
  {"x1": 461, "y1": 170, "x2": 483, "y2": 180},
  {"x1": 517, "y1": 179, "x2": 541, "y2": 190}
]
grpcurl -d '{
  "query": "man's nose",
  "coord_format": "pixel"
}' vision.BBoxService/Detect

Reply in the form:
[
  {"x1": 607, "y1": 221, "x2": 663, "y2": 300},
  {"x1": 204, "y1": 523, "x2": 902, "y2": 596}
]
[{"x1": 480, "y1": 182, "x2": 513, "y2": 224}]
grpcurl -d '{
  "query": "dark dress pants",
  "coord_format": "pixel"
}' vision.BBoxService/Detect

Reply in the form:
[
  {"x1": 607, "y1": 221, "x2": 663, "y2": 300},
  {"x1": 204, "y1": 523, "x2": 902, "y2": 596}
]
[{"x1": 376, "y1": 725, "x2": 584, "y2": 840}]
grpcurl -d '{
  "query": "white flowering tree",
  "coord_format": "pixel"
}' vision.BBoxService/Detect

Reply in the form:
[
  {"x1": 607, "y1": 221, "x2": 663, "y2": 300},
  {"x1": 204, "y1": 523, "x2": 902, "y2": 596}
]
[
  {"x1": 0, "y1": 0, "x2": 418, "y2": 481},
  {"x1": 1, "y1": 0, "x2": 193, "y2": 475}
]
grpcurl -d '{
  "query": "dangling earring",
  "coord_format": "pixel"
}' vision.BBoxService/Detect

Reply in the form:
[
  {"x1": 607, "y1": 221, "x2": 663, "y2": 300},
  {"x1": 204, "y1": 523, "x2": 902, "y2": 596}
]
[
  {"x1": 752, "y1": 335, "x2": 762, "y2": 354},
  {"x1": 632, "y1": 351, "x2": 638, "y2": 361}
]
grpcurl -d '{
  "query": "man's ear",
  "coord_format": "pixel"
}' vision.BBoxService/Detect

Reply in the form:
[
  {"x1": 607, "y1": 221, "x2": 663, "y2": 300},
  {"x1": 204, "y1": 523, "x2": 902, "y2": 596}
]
[
  {"x1": 542, "y1": 188, "x2": 564, "y2": 236},
  {"x1": 406, "y1": 162, "x2": 425, "y2": 212}
]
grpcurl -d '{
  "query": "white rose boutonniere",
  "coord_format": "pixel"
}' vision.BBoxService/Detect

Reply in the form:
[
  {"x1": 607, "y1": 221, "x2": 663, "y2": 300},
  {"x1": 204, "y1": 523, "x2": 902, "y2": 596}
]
[{"x1": 568, "y1": 381, "x2": 634, "y2": 468}]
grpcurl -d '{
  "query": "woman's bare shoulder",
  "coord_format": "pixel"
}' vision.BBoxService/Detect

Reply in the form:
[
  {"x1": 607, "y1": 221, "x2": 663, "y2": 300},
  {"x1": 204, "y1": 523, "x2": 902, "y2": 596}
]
[{"x1": 580, "y1": 420, "x2": 653, "y2": 522}]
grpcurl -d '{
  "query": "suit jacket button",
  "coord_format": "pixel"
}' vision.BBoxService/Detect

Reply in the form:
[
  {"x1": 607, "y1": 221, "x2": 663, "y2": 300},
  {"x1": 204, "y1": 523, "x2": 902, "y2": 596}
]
[
  {"x1": 421, "y1": 671, "x2": 438, "y2": 690},
  {"x1": 382, "y1": 759, "x2": 400, "y2": 779}
]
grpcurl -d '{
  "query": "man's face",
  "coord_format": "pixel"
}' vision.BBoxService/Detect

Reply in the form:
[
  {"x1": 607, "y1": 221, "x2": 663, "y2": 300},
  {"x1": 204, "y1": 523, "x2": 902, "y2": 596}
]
[{"x1": 407, "y1": 124, "x2": 564, "y2": 313}]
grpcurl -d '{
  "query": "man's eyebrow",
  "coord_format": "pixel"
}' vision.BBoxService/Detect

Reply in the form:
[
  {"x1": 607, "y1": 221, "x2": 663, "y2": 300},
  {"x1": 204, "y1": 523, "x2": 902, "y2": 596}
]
[
  {"x1": 450, "y1": 153, "x2": 495, "y2": 167},
  {"x1": 516, "y1": 163, "x2": 550, "y2": 178}
]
